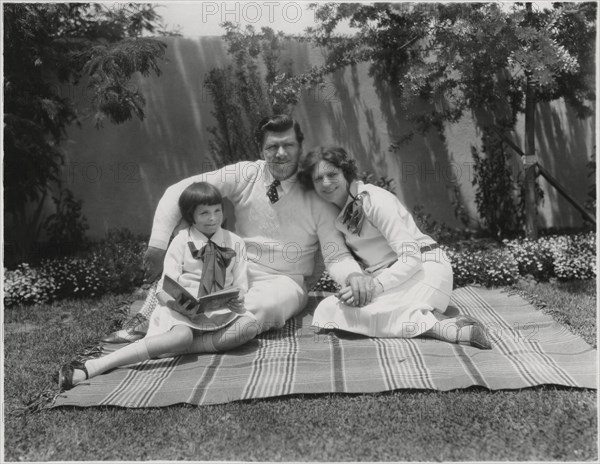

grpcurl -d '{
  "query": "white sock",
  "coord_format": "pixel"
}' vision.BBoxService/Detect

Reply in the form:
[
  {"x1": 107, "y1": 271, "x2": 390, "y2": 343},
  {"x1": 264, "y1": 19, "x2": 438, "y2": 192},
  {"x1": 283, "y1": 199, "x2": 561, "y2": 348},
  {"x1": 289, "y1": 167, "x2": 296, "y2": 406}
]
[{"x1": 85, "y1": 340, "x2": 150, "y2": 379}]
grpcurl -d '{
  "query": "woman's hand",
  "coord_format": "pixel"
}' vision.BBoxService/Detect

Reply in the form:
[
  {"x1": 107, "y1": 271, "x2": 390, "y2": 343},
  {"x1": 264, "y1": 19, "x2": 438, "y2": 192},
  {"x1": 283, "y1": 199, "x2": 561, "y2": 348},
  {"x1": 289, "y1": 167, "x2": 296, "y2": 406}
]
[{"x1": 338, "y1": 273, "x2": 377, "y2": 306}]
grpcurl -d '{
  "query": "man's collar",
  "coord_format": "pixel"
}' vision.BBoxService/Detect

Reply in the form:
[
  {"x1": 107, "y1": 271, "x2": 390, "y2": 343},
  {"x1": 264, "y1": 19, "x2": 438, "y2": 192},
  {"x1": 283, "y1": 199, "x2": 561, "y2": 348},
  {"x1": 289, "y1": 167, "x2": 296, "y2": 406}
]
[{"x1": 261, "y1": 162, "x2": 298, "y2": 193}]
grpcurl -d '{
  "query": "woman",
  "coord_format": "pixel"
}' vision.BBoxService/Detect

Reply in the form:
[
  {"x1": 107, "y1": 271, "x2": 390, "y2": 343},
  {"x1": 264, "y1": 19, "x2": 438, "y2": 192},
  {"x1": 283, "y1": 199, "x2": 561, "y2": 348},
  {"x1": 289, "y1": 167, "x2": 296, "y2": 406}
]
[{"x1": 297, "y1": 146, "x2": 491, "y2": 349}]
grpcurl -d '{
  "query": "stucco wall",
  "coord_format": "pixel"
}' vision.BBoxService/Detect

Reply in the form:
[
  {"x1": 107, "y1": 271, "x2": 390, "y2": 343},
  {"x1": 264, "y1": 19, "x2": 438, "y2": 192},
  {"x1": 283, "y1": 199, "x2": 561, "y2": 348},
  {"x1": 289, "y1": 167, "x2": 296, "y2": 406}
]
[{"x1": 59, "y1": 36, "x2": 595, "y2": 239}]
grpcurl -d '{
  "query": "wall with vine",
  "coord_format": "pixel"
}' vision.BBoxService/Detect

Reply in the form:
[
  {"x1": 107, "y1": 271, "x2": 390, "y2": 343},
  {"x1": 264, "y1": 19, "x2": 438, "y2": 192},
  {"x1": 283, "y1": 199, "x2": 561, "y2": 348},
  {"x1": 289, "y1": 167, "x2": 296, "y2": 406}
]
[{"x1": 52, "y1": 36, "x2": 594, "y2": 240}]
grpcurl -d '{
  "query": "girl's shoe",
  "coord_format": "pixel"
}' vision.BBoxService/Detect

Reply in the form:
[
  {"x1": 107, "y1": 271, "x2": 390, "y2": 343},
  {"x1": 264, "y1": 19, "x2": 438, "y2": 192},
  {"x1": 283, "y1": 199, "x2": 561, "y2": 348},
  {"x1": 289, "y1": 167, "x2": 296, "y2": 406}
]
[
  {"x1": 58, "y1": 360, "x2": 89, "y2": 391},
  {"x1": 456, "y1": 315, "x2": 492, "y2": 350}
]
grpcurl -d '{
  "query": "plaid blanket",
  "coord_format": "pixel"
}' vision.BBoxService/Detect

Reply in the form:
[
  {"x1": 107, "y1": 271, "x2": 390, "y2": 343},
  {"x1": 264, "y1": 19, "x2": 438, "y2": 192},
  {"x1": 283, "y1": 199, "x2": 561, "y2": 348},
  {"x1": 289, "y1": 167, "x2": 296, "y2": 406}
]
[{"x1": 51, "y1": 286, "x2": 597, "y2": 408}]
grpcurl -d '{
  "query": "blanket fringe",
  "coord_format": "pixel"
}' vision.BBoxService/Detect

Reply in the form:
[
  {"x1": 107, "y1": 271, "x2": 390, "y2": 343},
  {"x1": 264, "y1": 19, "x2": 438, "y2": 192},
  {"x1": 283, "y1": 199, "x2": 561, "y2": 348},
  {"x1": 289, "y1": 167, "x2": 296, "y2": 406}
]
[
  {"x1": 13, "y1": 286, "x2": 159, "y2": 414},
  {"x1": 11, "y1": 341, "x2": 104, "y2": 415},
  {"x1": 13, "y1": 295, "x2": 145, "y2": 415},
  {"x1": 10, "y1": 388, "x2": 64, "y2": 416}
]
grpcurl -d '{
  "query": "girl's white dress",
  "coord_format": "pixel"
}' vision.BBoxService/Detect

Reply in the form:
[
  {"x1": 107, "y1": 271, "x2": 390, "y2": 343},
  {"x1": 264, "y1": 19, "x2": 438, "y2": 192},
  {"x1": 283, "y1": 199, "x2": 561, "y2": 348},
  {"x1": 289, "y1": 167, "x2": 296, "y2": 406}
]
[
  {"x1": 312, "y1": 181, "x2": 453, "y2": 338},
  {"x1": 146, "y1": 226, "x2": 248, "y2": 337}
]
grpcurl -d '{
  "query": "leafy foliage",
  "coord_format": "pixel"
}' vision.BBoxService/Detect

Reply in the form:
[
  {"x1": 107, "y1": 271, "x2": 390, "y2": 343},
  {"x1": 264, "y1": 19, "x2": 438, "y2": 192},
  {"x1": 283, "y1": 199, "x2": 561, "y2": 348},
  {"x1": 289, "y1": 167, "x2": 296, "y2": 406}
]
[
  {"x1": 205, "y1": 24, "x2": 301, "y2": 166},
  {"x1": 445, "y1": 245, "x2": 520, "y2": 288},
  {"x1": 584, "y1": 151, "x2": 596, "y2": 227},
  {"x1": 311, "y1": 231, "x2": 596, "y2": 292},
  {"x1": 447, "y1": 231, "x2": 596, "y2": 287},
  {"x1": 4, "y1": 3, "x2": 168, "y2": 264},
  {"x1": 306, "y1": 3, "x2": 595, "y2": 134},
  {"x1": 3, "y1": 264, "x2": 57, "y2": 306},
  {"x1": 302, "y1": 3, "x2": 596, "y2": 237},
  {"x1": 411, "y1": 205, "x2": 470, "y2": 245},
  {"x1": 3, "y1": 229, "x2": 146, "y2": 306},
  {"x1": 358, "y1": 171, "x2": 396, "y2": 194},
  {"x1": 43, "y1": 188, "x2": 90, "y2": 254},
  {"x1": 471, "y1": 128, "x2": 523, "y2": 238}
]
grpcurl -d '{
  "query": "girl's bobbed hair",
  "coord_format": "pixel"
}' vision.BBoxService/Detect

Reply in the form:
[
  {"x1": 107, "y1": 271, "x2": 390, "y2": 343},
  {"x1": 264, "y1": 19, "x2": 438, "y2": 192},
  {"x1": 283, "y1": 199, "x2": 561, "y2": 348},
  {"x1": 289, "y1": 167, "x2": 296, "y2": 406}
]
[
  {"x1": 297, "y1": 146, "x2": 358, "y2": 190},
  {"x1": 179, "y1": 182, "x2": 223, "y2": 224}
]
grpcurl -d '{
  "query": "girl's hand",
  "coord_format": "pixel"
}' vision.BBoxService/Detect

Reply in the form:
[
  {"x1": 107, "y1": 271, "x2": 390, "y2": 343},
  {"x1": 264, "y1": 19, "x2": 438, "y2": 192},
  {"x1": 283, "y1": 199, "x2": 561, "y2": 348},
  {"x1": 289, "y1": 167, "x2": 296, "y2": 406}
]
[
  {"x1": 336, "y1": 286, "x2": 355, "y2": 305},
  {"x1": 227, "y1": 296, "x2": 246, "y2": 314},
  {"x1": 166, "y1": 297, "x2": 194, "y2": 314},
  {"x1": 157, "y1": 290, "x2": 173, "y2": 307}
]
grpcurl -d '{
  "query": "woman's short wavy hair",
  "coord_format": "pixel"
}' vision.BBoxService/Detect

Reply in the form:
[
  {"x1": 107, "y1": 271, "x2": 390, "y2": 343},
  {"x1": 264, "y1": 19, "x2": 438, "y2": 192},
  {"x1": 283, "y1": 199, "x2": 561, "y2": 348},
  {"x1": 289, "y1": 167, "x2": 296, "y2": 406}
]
[
  {"x1": 298, "y1": 146, "x2": 358, "y2": 190},
  {"x1": 179, "y1": 182, "x2": 223, "y2": 225}
]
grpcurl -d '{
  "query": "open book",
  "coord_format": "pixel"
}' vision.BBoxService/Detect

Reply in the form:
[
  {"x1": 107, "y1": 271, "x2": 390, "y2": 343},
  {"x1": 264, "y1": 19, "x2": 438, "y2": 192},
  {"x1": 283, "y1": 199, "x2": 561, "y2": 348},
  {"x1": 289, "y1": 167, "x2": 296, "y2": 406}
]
[{"x1": 162, "y1": 275, "x2": 239, "y2": 317}]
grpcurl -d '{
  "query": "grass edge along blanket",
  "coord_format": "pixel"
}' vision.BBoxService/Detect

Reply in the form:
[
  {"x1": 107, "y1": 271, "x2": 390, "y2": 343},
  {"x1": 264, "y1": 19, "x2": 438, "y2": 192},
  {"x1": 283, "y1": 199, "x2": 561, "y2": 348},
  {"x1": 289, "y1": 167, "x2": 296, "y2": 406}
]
[{"x1": 49, "y1": 286, "x2": 597, "y2": 409}]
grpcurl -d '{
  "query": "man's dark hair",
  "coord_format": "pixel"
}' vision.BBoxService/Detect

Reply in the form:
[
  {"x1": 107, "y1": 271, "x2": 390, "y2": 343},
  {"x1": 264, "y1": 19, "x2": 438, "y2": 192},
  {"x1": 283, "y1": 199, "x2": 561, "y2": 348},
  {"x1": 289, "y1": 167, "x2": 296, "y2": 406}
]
[
  {"x1": 255, "y1": 114, "x2": 304, "y2": 149},
  {"x1": 179, "y1": 182, "x2": 223, "y2": 225}
]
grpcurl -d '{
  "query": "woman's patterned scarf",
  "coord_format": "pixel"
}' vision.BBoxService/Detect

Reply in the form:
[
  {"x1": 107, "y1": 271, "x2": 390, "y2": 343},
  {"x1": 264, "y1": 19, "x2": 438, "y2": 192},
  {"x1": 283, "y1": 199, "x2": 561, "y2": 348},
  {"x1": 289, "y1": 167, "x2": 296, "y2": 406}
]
[{"x1": 341, "y1": 190, "x2": 369, "y2": 236}]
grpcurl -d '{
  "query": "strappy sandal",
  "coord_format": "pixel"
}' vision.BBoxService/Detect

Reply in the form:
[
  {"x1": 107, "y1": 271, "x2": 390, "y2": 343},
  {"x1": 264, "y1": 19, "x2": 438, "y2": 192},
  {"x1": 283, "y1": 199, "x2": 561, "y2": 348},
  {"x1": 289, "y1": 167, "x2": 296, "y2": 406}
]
[
  {"x1": 456, "y1": 315, "x2": 492, "y2": 350},
  {"x1": 58, "y1": 360, "x2": 89, "y2": 391}
]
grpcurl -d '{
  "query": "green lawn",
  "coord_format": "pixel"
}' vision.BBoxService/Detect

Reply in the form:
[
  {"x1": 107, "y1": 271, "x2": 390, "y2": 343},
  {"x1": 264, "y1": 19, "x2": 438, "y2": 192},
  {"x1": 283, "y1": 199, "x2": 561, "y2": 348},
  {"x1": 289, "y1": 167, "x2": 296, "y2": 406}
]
[{"x1": 4, "y1": 280, "x2": 597, "y2": 461}]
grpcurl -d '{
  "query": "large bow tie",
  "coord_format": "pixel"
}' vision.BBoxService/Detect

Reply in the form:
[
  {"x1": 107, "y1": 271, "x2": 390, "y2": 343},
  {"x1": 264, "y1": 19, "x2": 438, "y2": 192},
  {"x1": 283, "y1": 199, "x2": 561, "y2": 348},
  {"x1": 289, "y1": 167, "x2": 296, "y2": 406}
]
[
  {"x1": 188, "y1": 241, "x2": 236, "y2": 297},
  {"x1": 342, "y1": 191, "x2": 369, "y2": 235}
]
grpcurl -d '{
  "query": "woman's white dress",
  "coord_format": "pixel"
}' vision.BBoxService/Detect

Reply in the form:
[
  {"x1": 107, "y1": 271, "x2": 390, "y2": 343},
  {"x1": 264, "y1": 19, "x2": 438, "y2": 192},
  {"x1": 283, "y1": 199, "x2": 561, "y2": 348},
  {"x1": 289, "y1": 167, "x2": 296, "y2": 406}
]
[
  {"x1": 311, "y1": 181, "x2": 453, "y2": 338},
  {"x1": 146, "y1": 226, "x2": 248, "y2": 337}
]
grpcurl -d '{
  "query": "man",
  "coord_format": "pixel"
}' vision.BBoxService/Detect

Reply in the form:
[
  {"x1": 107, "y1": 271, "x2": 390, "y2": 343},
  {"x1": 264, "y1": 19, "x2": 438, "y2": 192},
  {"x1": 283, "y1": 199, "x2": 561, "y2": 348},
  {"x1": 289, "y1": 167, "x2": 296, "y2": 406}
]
[{"x1": 104, "y1": 114, "x2": 375, "y2": 351}]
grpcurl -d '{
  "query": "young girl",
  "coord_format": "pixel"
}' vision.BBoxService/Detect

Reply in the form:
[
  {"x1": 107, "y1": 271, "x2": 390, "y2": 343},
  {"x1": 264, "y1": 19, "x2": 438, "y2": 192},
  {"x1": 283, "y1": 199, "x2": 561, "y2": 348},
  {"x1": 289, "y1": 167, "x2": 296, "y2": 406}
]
[
  {"x1": 59, "y1": 182, "x2": 251, "y2": 390},
  {"x1": 297, "y1": 146, "x2": 491, "y2": 349}
]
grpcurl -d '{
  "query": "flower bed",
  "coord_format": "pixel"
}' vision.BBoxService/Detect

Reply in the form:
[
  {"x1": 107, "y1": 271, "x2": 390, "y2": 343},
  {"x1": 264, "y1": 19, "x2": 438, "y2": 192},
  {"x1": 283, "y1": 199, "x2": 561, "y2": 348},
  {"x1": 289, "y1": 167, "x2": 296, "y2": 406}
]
[
  {"x1": 4, "y1": 231, "x2": 596, "y2": 306},
  {"x1": 4, "y1": 229, "x2": 146, "y2": 307},
  {"x1": 311, "y1": 231, "x2": 596, "y2": 292}
]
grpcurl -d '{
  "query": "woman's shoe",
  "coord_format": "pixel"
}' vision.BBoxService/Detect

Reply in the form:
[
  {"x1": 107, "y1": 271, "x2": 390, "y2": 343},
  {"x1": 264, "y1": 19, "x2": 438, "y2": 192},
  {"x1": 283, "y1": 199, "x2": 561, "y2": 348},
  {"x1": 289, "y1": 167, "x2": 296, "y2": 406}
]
[
  {"x1": 467, "y1": 323, "x2": 493, "y2": 350},
  {"x1": 456, "y1": 316, "x2": 492, "y2": 350},
  {"x1": 456, "y1": 314, "x2": 478, "y2": 326},
  {"x1": 58, "y1": 360, "x2": 89, "y2": 391}
]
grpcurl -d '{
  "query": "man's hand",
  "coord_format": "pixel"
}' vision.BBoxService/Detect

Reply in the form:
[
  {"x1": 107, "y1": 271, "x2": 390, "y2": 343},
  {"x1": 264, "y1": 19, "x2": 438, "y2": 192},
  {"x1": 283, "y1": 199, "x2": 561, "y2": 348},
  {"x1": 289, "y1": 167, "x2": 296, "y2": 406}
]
[
  {"x1": 143, "y1": 246, "x2": 166, "y2": 283},
  {"x1": 337, "y1": 272, "x2": 376, "y2": 307}
]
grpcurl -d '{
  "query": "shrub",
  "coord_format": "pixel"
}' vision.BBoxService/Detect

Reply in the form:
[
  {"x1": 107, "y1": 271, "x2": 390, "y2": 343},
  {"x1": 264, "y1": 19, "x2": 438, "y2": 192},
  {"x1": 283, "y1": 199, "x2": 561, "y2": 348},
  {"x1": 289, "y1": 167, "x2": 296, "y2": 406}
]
[
  {"x1": 40, "y1": 255, "x2": 110, "y2": 300},
  {"x1": 451, "y1": 232, "x2": 596, "y2": 286},
  {"x1": 503, "y1": 232, "x2": 596, "y2": 282},
  {"x1": 471, "y1": 128, "x2": 523, "y2": 238},
  {"x1": 542, "y1": 233, "x2": 596, "y2": 280},
  {"x1": 504, "y1": 237, "x2": 555, "y2": 281},
  {"x1": 309, "y1": 232, "x2": 595, "y2": 292},
  {"x1": 3, "y1": 228, "x2": 146, "y2": 307},
  {"x1": 3, "y1": 263, "x2": 56, "y2": 306},
  {"x1": 4, "y1": 231, "x2": 595, "y2": 306},
  {"x1": 90, "y1": 228, "x2": 146, "y2": 293},
  {"x1": 412, "y1": 205, "x2": 470, "y2": 244},
  {"x1": 444, "y1": 245, "x2": 519, "y2": 288},
  {"x1": 43, "y1": 188, "x2": 90, "y2": 255}
]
